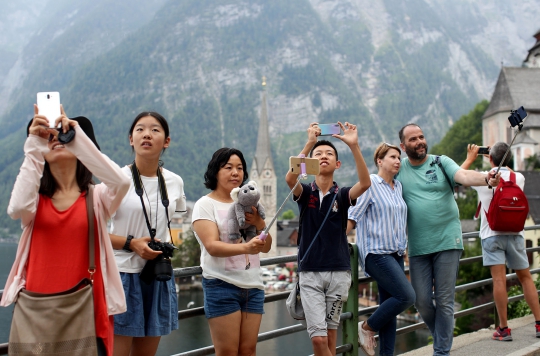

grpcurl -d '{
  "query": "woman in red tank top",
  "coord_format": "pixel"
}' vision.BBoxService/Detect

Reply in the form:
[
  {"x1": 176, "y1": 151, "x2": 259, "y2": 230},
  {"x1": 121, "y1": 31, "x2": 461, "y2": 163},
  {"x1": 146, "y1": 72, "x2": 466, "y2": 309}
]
[{"x1": 3, "y1": 104, "x2": 130, "y2": 356}]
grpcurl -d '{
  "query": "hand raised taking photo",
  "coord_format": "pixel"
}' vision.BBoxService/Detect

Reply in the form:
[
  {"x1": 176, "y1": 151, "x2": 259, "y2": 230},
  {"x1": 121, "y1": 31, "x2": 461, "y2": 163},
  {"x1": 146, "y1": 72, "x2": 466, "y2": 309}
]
[{"x1": 333, "y1": 121, "x2": 359, "y2": 148}]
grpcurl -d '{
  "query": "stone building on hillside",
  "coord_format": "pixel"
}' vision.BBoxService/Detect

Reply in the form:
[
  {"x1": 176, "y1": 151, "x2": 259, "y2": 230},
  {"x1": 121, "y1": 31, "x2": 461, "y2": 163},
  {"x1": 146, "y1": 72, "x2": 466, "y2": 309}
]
[
  {"x1": 482, "y1": 30, "x2": 540, "y2": 171},
  {"x1": 482, "y1": 29, "x2": 540, "y2": 269},
  {"x1": 482, "y1": 67, "x2": 540, "y2": 170}
]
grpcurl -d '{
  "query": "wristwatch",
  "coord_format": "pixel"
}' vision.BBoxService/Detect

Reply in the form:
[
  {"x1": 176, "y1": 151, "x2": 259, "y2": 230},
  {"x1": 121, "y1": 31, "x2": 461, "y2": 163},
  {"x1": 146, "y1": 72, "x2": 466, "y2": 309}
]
[{"x1": 123, "y1": 235, "x2": 134, "y2": 252}]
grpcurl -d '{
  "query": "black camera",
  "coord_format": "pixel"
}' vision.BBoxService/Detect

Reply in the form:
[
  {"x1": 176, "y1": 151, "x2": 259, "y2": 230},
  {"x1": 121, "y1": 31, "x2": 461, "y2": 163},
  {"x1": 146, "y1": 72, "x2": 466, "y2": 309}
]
[
  {"x1": 508, "y1": 106, "x2": 527, "y2": 129},
  {"x1": 139, "y1": 240, "x2": 178, "y2": 284},
  {"x1": 148, "y1": 240, "x2": 177, "y2": 259}
]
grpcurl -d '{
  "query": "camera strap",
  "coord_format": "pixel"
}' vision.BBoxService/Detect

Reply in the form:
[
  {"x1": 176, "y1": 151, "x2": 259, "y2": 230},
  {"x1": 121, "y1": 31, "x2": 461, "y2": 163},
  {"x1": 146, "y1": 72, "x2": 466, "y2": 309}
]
[{"x1": 130, "y1": 162, "x2": 173, "y2": 245}]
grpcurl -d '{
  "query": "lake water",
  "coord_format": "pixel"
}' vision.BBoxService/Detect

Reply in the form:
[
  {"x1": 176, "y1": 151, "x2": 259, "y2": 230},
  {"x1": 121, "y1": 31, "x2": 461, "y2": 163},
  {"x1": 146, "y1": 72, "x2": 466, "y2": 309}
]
[{"x1": 0, "y1": 243, "x2": 430, "y2": 355}]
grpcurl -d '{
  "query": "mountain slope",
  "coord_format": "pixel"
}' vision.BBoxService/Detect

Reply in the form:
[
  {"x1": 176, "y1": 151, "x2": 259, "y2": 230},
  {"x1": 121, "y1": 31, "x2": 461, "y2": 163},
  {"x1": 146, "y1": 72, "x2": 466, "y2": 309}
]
[{"x1": 0, "y1": 0, "x2": 538, "y2": 232}]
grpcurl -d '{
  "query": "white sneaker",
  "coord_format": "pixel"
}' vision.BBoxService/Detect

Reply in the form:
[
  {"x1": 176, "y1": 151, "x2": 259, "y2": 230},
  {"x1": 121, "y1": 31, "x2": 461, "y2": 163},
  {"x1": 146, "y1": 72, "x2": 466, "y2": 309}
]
[{"x1": 358, "y1": 321, "x2": 377, "y2": 356}]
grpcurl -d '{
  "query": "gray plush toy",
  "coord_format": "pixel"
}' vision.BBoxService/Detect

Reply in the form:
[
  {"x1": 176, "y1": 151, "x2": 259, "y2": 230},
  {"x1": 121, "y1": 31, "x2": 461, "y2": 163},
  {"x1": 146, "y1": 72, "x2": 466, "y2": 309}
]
[{"x1": 227, "y1": 180, "x2": 266, "y2": 241}]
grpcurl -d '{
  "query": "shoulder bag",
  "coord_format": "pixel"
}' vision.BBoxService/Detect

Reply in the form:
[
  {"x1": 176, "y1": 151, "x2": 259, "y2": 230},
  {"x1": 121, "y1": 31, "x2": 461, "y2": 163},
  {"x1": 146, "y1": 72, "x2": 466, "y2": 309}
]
[{"x1": 9, "y1": 185, "x2": 98, "y2": 356}]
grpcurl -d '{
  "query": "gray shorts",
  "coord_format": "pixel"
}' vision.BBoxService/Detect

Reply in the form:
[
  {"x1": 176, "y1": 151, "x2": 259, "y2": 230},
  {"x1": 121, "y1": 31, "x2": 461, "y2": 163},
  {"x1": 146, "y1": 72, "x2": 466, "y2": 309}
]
[
  {"x1": 481, "y1": 235, "x2": 529, "y2": 270},
  {"x1": 298, "y1": 271, "x2": 351, "y2": 338}
]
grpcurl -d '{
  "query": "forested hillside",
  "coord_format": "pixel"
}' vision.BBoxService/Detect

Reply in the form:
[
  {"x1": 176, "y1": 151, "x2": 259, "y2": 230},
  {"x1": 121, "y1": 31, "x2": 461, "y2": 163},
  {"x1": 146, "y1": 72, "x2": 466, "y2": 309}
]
[{"x1": 0, "y1": 0, "x2": 539, "y2": 233}]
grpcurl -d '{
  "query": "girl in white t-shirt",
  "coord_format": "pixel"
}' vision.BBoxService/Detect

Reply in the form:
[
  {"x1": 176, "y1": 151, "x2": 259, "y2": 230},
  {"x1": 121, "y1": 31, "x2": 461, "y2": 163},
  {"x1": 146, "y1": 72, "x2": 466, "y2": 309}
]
[
  {"x1": 192, "y1": 147, "x2": 272, "y2": 355},
  {"x1": 109, "y1": 112, "x2": 186, "y2": 356}
]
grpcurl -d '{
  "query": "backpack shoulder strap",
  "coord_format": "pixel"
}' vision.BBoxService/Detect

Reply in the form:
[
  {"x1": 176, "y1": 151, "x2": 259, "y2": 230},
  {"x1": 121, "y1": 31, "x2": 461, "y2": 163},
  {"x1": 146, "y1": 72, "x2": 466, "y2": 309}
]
[
  {"x1": 432, "y1": 155, "x2": 454, "y2": 194},
  {"x1": 509, "y1": 171, "x2": 516, "y2": 183}
]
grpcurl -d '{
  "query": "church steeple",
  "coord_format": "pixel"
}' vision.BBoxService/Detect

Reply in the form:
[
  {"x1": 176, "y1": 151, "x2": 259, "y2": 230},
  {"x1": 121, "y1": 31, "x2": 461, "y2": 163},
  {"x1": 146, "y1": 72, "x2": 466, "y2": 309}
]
[
  {"x1": 250, "y1": 76, "x2": 277, "y2": 256},
  {"x1": 253, "y1": 76, "x2": 274, "y2": 177}
]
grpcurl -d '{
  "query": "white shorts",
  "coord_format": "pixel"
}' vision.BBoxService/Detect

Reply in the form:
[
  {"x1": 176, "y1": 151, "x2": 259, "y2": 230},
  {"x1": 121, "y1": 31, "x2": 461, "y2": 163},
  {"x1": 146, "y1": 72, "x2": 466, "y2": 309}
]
[
  {"x1": 299, "y1": 270, "x2": 352, "y2": 338},
  {"x1": 482, "y1": 235, "x2": 529, "y2": 270}
]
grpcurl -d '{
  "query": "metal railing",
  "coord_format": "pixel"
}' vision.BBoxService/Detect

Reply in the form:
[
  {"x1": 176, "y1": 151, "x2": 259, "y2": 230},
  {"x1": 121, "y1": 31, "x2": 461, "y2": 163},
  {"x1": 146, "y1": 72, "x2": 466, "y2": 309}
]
[{"x1": 1, "y1": 225, "x2": 540, "y2": 355}]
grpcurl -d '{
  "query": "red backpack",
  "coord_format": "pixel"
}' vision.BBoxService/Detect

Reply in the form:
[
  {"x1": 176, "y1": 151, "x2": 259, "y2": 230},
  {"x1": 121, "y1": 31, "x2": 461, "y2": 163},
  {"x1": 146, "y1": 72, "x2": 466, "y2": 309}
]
[{"x1": 486, "y1": 172, "x2": 529, "y2": 232}]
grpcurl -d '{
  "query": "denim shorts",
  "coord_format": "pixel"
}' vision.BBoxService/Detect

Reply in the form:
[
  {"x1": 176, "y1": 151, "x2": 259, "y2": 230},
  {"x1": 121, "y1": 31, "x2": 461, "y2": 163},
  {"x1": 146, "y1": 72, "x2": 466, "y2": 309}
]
[
  {"x1": 114, "y1": 272, "x2": 178, "y2": 337},
  {"x1": 482, "y1": 235, "x2": 529, "y2": 270},
  {"x1": 202, "y1": 277, "x2": 265, "y2": 319}
]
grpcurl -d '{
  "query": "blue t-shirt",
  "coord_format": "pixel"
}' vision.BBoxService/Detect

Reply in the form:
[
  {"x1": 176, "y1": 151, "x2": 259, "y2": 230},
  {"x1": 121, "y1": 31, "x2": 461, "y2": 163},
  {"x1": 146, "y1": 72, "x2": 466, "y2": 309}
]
[
  {"x1": 295, "y1": 181, "x2": 354, "y2": 272},
  {"x1": 396, "y1": 155, "x2": 464, "y2": 257}
]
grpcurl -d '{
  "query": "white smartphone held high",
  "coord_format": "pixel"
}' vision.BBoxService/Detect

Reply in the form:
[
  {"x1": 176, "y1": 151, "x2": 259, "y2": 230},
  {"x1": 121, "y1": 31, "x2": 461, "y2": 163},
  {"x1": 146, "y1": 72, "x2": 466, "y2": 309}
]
[
  {"x1": 36, "y1": 92, "x2": 61, "y2": 128},
  {"x1": 289, "y1": 156, "x2": 320, "y2": 175},
  {"x1": 317, "y1": 123, "x2": 341, "y2": 136}
]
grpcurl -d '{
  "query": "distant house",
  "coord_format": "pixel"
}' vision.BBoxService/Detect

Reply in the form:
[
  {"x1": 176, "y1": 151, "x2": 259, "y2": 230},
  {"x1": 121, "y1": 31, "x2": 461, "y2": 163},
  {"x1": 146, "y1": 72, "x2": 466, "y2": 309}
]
[
  {"x1": 170, "y1": 201, "x2": 194, "y2": 246},
  {"x1": 275, "y1": 220, "x2": 299, "y2": 257},
  {"x1": 482, "y1": 30, "x2": 540, "y2": 171},
  {"x1": 482, "y1": 29, "x2": 540, "y2": 269}
]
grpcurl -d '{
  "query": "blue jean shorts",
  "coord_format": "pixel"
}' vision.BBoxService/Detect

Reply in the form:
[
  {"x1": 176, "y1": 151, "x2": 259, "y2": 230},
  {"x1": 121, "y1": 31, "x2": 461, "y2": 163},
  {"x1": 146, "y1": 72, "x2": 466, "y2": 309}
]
[
  {"x1": 481, "y1": 235, "x2": 529, "y2": 270},
  {"x1": 114, "y1": 272, "x2": 178, "y2": 337},
  {"x1": 202, "y1": 277, "x2": 265, "y2": 319}
]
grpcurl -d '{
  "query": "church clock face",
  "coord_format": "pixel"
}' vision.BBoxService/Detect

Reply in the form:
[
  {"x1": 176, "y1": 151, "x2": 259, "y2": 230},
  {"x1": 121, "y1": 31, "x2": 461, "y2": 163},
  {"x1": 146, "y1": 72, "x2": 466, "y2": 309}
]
[{"x1": 263, "y1": 169, "x2": 272, "y2": 178}]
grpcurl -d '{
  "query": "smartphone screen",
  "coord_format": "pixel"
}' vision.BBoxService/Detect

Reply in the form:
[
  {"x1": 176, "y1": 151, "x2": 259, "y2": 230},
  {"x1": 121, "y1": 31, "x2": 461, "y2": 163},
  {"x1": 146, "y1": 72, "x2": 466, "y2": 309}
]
[
  {"x1": 289, "y1": 157, "x2": 320, "y2": 175},
  {"x1": 318, "y1": 123, "x2": 340, "y2": 136},
  {"x1": 37, "y1": 92, "x2": 61, "y2": 128}
]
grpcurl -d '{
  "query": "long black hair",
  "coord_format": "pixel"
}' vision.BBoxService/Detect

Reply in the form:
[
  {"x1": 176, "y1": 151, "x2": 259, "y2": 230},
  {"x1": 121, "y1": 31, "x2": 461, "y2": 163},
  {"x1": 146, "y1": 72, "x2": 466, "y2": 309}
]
[{"x1": 39, "y1": 161, "x2": 94, "y2": 198}]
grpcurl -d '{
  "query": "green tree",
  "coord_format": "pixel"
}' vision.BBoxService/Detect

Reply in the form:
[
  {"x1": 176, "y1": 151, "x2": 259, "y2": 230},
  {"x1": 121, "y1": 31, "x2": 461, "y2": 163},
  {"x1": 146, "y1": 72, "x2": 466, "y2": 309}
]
[
  {"x1": 430, "y1": 100, "x2": 488, "y2": 169},
  {"x1": 525, "y1": 153, "x2": 540, "y2": 171},
  {"x1": 281, "y1": 209, "x2": 295, "y2": 220},
  {"x1": 456, "y1": 188, "x2": 480, "y2": 220},
  {"x1": 172, "y1": 229, "x2": 201, "y2": 268},
  {"x1": 507, "y1": 276, "x2": 540, "y2": 319}
]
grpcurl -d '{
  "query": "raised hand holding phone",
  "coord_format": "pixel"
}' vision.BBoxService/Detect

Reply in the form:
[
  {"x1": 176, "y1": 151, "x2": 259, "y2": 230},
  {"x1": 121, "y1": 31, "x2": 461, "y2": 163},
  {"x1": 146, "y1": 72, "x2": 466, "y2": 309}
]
[
  {"x1": 29, "y1": 104, "x2": 56, "y2": 140},
  {"x1": 334, "y1": 121, "x2": 358, "y2": 147},
  {"x1": 477, "y1": 147, "x2": 490, "y2": 155}
]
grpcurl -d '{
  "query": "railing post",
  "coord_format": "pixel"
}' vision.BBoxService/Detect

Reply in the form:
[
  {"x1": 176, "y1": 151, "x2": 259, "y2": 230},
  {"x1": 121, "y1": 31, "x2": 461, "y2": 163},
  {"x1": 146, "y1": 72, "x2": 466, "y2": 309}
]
[{"x1": 342, "y1": 243, "x2": 359, "y2": 356}]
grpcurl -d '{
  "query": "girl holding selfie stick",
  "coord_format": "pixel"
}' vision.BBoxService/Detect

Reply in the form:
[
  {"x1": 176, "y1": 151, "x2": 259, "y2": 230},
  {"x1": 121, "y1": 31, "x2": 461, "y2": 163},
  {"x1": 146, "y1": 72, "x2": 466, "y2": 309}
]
[
  {"x1": 2, "y1": 105, "x2": 130, "y2": 356},
  {"x1": 109, "y1": 112, "x2": 186, "y2": 356},
  {"x1": 192, "y1": 147, "x2": 272, "y2": 356}
]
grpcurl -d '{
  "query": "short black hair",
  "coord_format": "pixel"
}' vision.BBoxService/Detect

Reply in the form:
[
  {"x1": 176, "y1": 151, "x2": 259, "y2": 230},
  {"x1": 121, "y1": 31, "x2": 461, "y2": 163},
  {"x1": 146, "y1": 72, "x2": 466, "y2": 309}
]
[
  {"x1": 204, "y1": 147, "x2": 248, "y2": 190},
  {"x1": 310, "y1": 140, "x2": 339, "y2": 161},
  {"x1": 398, "y1": 123, "x2": 421, "y2": 143},
  {"x1": 128, "y1": 112, "x2": 170, "y2": 153},
  {"x1": 490, "y1": 142, "x2": 512, "y2": 167}
]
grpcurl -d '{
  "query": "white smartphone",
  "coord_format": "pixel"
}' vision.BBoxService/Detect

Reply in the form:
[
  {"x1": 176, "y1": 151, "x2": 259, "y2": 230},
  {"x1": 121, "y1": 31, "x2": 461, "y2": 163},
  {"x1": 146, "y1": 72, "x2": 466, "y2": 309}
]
[
  {"x1": 289, "y1": 156, "x2": 320, "y2": 175},
  {"x1": 37, "y1": 92, "x2": 61, "y2": 128}
]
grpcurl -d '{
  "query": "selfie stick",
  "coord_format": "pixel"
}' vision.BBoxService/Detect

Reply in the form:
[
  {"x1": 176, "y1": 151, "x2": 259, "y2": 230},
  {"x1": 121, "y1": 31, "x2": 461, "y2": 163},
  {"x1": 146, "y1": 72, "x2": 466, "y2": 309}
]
[
  {"x1": 258, "y1": 155, "x2": 308, "y2": 241},
  {"x1": 494, "y1": 111, "x2": 527, "y2": 176}
]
